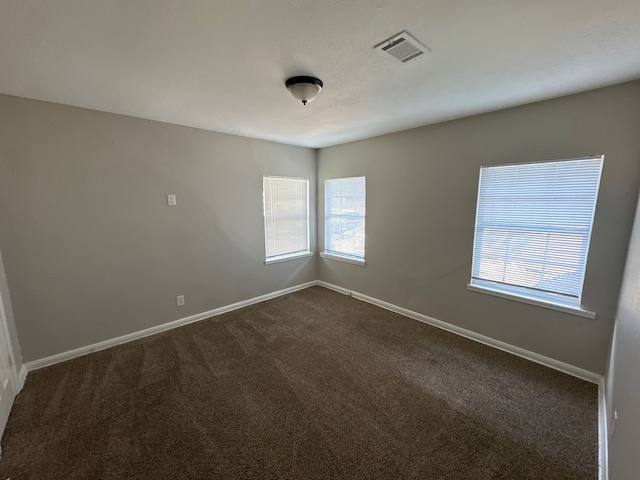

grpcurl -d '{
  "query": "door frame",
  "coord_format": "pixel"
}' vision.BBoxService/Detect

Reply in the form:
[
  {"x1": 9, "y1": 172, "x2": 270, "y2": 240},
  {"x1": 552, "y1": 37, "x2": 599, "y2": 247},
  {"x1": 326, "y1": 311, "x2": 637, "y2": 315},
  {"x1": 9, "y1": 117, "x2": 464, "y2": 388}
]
[{"x1": 0, "y1": 290, "x2": 19, "y2": 393}]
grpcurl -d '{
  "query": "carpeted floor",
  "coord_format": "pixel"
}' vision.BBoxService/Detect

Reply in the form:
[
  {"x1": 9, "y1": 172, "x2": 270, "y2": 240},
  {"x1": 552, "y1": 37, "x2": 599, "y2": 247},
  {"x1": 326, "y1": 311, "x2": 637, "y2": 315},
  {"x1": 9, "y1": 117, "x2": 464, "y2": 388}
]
[{"x1": 0, "y1": 286, "x2": 598, "y2": 479}]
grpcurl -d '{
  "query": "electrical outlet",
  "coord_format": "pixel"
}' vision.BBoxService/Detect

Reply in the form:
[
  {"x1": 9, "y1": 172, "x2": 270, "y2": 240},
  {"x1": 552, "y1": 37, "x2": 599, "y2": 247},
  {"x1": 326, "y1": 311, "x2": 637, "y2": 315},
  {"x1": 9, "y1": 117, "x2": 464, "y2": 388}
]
[
  {"x1": 176, "y1": 295, "x2": 185, "y2": 307},
  {"x1": 167, "y1": 194, "x2": 177, "y2": 206}
]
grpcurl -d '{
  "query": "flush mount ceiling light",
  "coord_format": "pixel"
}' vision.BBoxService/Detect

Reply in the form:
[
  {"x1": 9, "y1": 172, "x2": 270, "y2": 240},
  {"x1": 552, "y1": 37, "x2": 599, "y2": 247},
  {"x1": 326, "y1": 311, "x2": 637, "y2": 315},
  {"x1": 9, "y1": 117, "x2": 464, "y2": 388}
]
[{"x1": 285, "y1": 76, "x2": 323, "y2": 105}]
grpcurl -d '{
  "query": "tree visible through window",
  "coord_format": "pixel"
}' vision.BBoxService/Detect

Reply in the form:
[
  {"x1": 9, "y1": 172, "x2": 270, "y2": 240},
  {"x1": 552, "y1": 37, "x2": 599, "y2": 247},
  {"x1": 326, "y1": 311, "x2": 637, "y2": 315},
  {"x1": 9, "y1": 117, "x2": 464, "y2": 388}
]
[{"x1": 470, "y1": 156, "x2": 603, "y2": 309}]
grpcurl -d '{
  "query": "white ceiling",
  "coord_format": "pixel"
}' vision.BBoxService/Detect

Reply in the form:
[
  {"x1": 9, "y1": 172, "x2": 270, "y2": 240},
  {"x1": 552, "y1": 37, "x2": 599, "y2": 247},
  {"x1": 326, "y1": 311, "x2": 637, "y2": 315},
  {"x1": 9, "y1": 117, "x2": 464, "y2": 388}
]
[{"x1": 1, "y1": 1, "x2": 639, "y2": 148}]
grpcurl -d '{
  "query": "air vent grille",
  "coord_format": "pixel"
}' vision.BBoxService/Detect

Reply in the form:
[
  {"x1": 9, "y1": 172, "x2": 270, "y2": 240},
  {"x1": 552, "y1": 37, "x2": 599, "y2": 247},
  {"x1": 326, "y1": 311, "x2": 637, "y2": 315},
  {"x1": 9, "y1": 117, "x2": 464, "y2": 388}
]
[{"x1": 375, "y1": 31, "x2": 428, "y2": 63}]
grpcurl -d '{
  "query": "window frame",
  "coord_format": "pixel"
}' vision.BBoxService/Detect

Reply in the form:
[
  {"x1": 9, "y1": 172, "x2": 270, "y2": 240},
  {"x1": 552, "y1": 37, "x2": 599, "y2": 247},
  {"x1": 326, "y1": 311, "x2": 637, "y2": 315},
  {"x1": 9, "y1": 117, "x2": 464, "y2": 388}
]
[
  {"x1": 468, "y1": 156, "x2": 603, "y2": 319},
  {"x1": 263, "y1": 175, "x2": 311, "y2": 265},
  {"x1": 322, "y1": 176, "x2": 366, "y2": 266}
]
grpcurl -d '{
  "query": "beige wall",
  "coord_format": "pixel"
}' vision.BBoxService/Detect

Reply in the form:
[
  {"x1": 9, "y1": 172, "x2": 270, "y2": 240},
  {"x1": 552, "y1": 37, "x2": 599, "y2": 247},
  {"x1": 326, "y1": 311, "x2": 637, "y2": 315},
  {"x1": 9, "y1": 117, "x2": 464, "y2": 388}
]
[
  {"x1": 318, "y1": 81, "x2": 640, "y2": 374},
  {"x1": 606, "y1": 189, "x2": 640, "y2": 479},
  {"x1": 0, "y1": 94, "x2": 317, "y2": 363}
]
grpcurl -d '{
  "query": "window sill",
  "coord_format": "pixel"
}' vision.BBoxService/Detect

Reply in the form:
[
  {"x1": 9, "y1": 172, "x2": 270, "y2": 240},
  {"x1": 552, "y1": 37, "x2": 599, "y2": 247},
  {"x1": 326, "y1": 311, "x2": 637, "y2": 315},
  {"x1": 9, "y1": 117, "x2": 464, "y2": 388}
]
[
  {"x1": 264, "y1": 251, "x2": 313, "y2": 265},
  {"x1": 467, "y1": 283, "x2": 596, "y2": 319},
  {"x1": 320, "y1": 252, "x2": 366, "y2": 267}
]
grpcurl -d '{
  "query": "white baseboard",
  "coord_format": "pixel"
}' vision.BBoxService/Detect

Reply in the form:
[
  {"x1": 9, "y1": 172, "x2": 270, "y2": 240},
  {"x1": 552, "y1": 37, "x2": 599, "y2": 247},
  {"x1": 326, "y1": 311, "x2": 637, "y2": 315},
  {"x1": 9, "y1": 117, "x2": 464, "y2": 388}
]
[
  {"x1": 598, "y1": 377, "x2": 609, "y2": 480},
  {"x1": 316, "y1": 280, "x2": 350, "y2": 295},
  {"x1": 17, "y1": 364, "x2": 27, "y2": 392},
  {"x1": 319, "y1": 281, "x2": 601, "y2": 384},
  {"x1": 318, "y1": 281, "x2": 607, "y2": 478},
  {"x1": 26, "y1": 279, "x2": 603, "y2": 382},
  {"x1": 25, "y1": 281, "x2": 317, "y2": 372},
  {"x1": 21, "y1": 279, "x2": 607, "y2": 477}
]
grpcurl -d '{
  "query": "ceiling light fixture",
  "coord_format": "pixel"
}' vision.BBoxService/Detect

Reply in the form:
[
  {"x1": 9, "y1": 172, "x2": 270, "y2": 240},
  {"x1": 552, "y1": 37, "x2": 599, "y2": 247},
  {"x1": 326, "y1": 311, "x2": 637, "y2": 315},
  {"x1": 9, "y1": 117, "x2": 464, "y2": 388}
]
[{"x1": 285, "y1": 76, "x2": 323, "y2": 105}]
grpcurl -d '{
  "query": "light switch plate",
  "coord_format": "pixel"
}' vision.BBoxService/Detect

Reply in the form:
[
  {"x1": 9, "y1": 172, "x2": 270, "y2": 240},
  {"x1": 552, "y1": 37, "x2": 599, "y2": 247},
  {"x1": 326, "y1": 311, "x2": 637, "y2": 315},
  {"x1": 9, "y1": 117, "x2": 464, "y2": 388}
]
[{"x1": 167, "y1": 194, "x2": 177, "y2": 206}]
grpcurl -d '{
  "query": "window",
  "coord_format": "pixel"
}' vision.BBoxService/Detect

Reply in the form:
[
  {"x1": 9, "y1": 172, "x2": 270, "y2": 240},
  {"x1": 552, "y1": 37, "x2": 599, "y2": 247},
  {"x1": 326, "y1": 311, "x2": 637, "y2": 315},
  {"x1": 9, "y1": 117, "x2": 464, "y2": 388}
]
[
  {"x1": 469, "y1": 156, "x2": 603, "y2": 315},
  {"x1": 263, "y1": 176, "x2": 310, "y2": 263},
  {"x1": 322, "y1": 176, "x2": 366, "y2": 265}
]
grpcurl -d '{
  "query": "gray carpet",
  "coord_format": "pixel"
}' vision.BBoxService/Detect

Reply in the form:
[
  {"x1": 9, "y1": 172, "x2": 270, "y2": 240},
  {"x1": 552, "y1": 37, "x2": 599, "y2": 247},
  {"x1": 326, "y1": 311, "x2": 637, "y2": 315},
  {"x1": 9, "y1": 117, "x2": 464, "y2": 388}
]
[{"x1": 0, "y1": 286, "x2": 598, "y2": 479}]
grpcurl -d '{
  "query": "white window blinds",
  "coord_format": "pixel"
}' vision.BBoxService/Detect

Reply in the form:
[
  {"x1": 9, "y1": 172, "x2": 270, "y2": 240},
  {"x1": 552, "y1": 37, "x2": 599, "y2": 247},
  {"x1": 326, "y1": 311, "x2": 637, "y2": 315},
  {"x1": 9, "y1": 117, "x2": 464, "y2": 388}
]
[
  {"x1": 325, "y1": 177, "x2": 366, "y2": 259},
  {"x1": 263, "y1": 176, "x2": 309, "y2": 260},
  {"x1": 471, "y1": 156, "x2": 603, "y2": 308}
]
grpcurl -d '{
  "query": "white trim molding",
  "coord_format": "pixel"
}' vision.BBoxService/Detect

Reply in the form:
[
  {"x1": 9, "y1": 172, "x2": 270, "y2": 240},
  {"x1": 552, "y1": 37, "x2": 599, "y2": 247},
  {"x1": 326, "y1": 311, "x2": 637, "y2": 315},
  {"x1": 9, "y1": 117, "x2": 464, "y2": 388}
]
[
  {"x1": 316, "y1": 280, "x2": 351, "y2": 295},
  {"x1": 321, "y1": 281, "x2": 601, "y2": 383},
  {"x1": 320, "y1": 252, "x2": 366, "y2": 266},
  {"x1": 598, "y1": 376, "x2": 609, "y2": 480},
  {"x1": 264, "y1": 251, "x2": 314, "y2": 265},
  {"x1": 317, "y1": 281, "x2": 606, "y2": 478},
  {"x1": 28, "y1": 279, "x2": 602, "y2": 382},
  {"x1": 468, "y1": 283, "x2": 596, "y2": 319},
  {"x1": 18, "y1": 364, "x2": 27, "y2": 392},
  {"x1": 25, "y1": 281, "x2": 317, "y2": 372},
  {"x1": 20, "y1": 279, "x2": 607, "y2": 478}
]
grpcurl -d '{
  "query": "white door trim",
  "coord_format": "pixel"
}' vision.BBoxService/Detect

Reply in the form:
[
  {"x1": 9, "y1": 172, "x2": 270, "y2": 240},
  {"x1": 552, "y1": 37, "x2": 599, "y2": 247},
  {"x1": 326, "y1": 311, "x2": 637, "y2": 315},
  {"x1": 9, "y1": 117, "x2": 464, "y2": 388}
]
[{"x1": 0, "y1": 288, "x2": 19, "y2": 393}]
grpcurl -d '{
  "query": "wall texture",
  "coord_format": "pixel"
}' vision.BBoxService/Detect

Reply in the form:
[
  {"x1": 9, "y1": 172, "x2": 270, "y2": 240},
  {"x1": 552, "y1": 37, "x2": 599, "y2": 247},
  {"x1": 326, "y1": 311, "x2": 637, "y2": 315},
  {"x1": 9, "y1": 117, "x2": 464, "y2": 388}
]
[
  {"x1": 318, "y1": 81, "x2": 640, "y2": 374},
  {"x1": 0, "y1": 94, "x2": 317, "y2": 363},
  {"x1": 605, "y1": 189, "x2": 640, "y2": 479}
]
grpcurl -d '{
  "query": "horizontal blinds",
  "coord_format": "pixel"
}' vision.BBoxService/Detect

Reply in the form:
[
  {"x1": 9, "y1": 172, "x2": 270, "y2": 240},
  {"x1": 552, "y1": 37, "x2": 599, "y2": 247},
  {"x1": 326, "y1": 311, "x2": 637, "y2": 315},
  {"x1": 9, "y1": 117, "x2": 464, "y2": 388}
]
[
  {"x1": 264, "y1": 176, "x2": 309, "y2": 259},
  {"x1": 471, "y1": 157, "x2": 603, "y2": 300},
  {"x1": 325, "y1": 177, "x2": 366, "y2": 259}
]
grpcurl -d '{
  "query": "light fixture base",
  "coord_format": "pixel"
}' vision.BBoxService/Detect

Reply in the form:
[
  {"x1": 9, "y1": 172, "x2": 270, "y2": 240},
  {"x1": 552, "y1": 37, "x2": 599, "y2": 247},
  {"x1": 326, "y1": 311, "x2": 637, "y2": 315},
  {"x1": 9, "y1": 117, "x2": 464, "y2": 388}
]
[{"x1": 285, "y1": 76, "x2": 324, "y2": 105}]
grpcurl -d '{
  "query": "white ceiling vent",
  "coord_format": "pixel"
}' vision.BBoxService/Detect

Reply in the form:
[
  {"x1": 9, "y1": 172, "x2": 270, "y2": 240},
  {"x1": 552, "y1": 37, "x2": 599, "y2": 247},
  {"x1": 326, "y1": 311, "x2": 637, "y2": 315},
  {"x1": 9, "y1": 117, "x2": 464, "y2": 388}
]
[{"x1": 375, "y1": 31, "x2": 428, "y2": 63}]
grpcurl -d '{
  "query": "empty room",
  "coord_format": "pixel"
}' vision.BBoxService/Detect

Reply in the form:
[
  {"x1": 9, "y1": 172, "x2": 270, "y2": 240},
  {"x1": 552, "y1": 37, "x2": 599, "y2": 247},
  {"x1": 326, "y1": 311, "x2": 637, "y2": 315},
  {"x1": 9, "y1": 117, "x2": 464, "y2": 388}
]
[{"x1": 0, "y1": 1, "x2": 639, "y2": 479}]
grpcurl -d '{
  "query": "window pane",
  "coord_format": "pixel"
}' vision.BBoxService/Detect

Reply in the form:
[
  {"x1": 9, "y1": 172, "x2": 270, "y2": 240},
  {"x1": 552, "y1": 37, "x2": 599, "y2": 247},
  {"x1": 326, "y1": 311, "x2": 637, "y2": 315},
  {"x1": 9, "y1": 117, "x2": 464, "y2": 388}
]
[
  {"x1": 264, "y1": 177, "x2": 309, "y2": 259},
  {"x1": 471, "y1": 157, "x2": 603, "y2": 305},
  {"x1": 325, "y1": 177, "x2": 366, "y2": 259}
]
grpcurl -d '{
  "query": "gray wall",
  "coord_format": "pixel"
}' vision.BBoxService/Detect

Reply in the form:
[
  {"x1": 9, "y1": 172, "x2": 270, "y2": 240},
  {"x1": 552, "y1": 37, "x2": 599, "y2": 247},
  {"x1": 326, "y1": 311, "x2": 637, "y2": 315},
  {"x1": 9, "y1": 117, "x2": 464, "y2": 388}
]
[
  {"x1": 605, "y1": 190, "x2": 640, "y2": 479},
  {"x1": 2, "y1": 82, "x2": 640, "y2": 375},
  {"x1": 318, "y1": 81, "x2": 640, "y2": 374},
  {"x1": 0, "y1": 94, "x2": 317, "y2": 363}
]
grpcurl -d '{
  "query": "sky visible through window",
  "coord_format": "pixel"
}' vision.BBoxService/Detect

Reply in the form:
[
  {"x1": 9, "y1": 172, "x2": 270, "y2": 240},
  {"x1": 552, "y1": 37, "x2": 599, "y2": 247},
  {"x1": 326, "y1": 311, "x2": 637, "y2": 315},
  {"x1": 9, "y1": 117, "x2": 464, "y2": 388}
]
[{"x1": 325, "y1": 177, "x2": 366, "y2": 259}]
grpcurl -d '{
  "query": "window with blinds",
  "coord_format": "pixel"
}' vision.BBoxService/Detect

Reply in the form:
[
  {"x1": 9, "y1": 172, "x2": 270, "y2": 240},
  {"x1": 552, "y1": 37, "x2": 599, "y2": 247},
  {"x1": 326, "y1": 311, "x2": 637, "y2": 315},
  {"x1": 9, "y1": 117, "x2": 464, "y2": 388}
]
[
  {"x1": 324, "y1": 177, "x2": 366, "y2": 261},
  {"x1": 470, "y1": 156, "x2": 603, "y2": 310},
  {"x1": 263, "y1": 176, "x2": 309, "y2": 262}
]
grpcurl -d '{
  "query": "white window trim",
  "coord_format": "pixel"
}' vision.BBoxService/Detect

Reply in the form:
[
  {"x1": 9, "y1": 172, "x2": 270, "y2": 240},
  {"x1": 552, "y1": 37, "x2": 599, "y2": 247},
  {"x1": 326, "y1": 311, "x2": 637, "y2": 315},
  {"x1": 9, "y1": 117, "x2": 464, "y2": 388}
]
[
  {"x1": 324, "y1": 176, "x2": 366, "y2": 262},
  {"x1": 263, "y1": 175, "x2": 310, "y2": 263},
  {"x1": 264, "y1": 251, "x2": 314, "y2": 265},
  {"x1": 467, "y1": 282, "x2": 595, "y2": 319},
  {"x1": 469, "y1": 156, "x2": 603, "y2": 320},
  {"x1": 320, "y1": 251, "x2": 366, "y2": 266}
]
